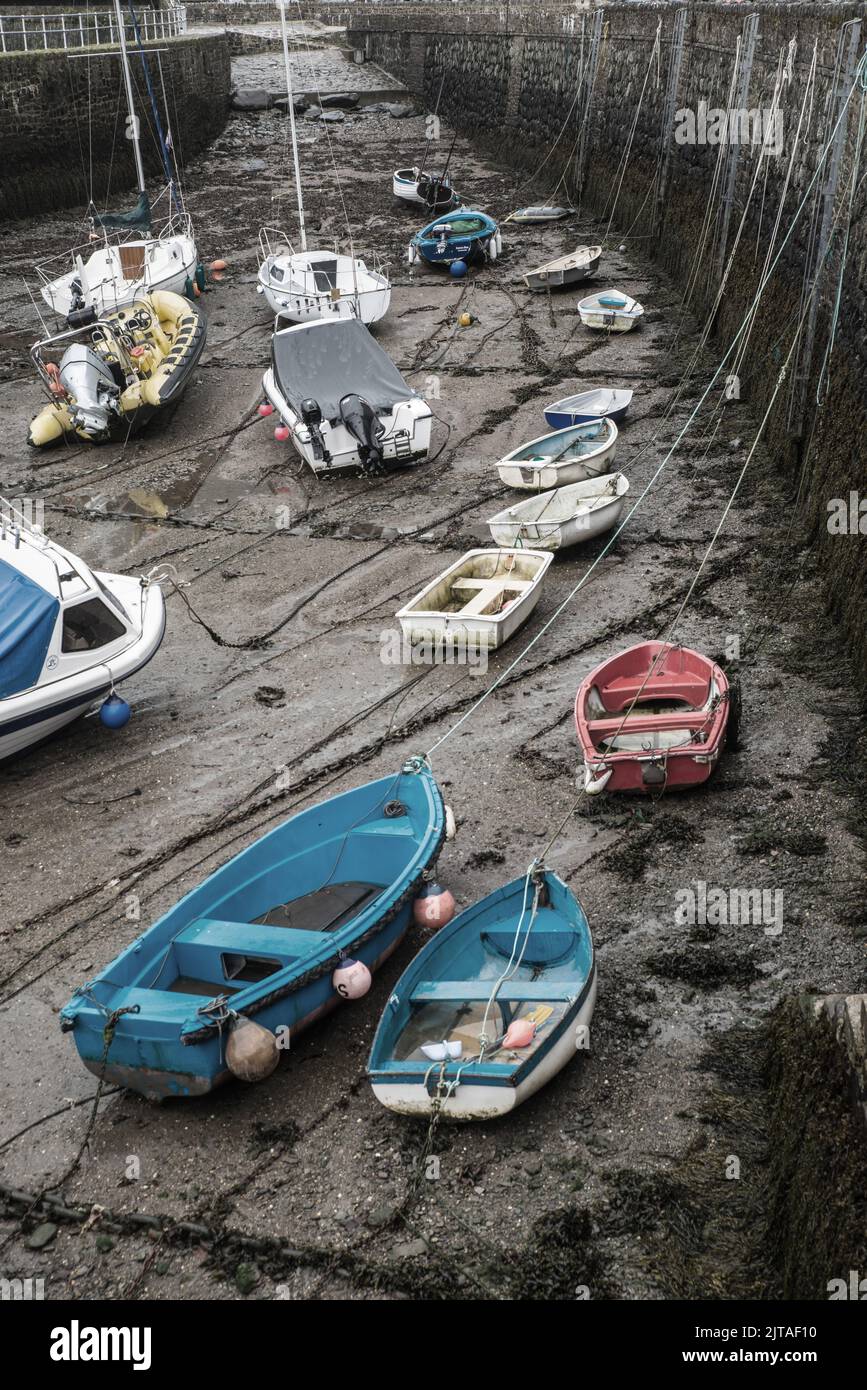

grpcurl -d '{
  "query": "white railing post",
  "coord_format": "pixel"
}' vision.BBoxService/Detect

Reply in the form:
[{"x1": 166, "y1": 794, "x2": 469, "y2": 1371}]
[
  {"x1": 41, "y1": 16, "x2": 46, "y2": 50},
  {"x1": 0, "y1": 17, "x2": 5, "y2": 56}
]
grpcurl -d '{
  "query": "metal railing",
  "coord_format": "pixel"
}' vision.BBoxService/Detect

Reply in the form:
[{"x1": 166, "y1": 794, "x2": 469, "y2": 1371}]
[{"x1": 0, "y1": 7, "x2": 187, "y2": 54}]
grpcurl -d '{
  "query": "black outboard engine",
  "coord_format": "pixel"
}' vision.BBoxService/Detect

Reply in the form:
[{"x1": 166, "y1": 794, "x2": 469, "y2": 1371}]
[
  {"x1": 339, "y1": 393, "x2": 386, "y2": 474},
  {"x1": 67, "y1": 304, "x2": 98, "y2": 331},
  {"x1": 300, "y1": 397, "x2": 330, "y2": 463}
]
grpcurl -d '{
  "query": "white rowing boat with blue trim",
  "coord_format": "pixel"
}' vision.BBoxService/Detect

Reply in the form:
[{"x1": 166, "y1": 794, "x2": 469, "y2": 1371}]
[
  {"x1": 368, "y1": 869, "x2": 596, "y2": 1120},
  {"x1": 577, "y1": 289, "x2": 644, "y2": 332}
]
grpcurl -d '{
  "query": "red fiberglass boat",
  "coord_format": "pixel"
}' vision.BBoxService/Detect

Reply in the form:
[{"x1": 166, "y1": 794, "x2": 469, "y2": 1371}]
[{"x1": 574, "y1": 641, "x2": 738, "y2": 794}]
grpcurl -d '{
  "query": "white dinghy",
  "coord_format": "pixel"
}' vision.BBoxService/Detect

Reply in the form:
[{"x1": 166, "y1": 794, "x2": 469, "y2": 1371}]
[
  {"x1": 577, "y1": 289, "x2": 644, "y2": 332},
  {"x1": 396, "y1": 548, "x2": 552, "y2": 651},
  {"x1": 496, "y1": 418, "x2": 618, "y2": 491},
  {"x1": 488, "y1": 473, "x2": 630, "y2": 551},
  {"x1": 263, "y1": 318, "x2": 432, "y2": 475},
  {"x1": 257, "y1": 2, "x2": 390, "y2": 326},
  {"x1": 37, "y1": 0, "x2": 198, "y2": 321},
  {"x1": 524, "y1": 245, "x2": 601, "y2": 292},
  {"x1": 0, "y1": 503, "x2": 165, "y2": 762}
]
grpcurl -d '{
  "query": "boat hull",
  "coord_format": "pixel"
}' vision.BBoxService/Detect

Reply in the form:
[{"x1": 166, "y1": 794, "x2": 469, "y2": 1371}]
[
  {"x1": 263, "y1": 366, "x2": 432, "y2": 475},
  {"x1": 40, "y1": 235, "x2": 198, "y2": 319},
  {"x1": 73, "y1": 910, "x2": 412, "y2": 1099},
  {"x1": 487, "y1": 475, "x2": 629, "y2": 550},
  {"x1": 496, "y1": 421, "x2": 618, "y2": 491},
  {"x1": 0, "y1": 581, "x2": 165, "y2": 762},
  {"x1": 371, "y1": 971, "x2": 597, "y2": 1120},
  {"x1": 61, "y1": 766, "x2": 447, "y2": 1099},
  {"x1": 396, "y1": 548, "x2": 553, "y2": 650},
  {"x1": 575, "y1": 641, "x2": 731, "y2": 794},
  {"x1": 258, "y1": 256, "x2": 391, "y2": 327}
]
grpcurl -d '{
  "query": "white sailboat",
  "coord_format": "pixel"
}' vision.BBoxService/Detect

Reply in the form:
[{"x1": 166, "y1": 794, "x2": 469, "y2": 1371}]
[
  {"x1": 257, "y1": 0, "x2": 390, "y2": 326},
  {"x1": 37, "y1": 0, "x2": 198, "y2": 322}
]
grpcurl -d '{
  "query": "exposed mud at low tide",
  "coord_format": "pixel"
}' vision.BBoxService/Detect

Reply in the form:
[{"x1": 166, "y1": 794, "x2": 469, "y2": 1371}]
[{"x1": 0, "y1": 28, "x2": 864, "y2": 1301}]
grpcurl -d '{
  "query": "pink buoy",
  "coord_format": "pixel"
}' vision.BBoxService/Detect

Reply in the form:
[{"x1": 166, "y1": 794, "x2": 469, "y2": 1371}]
[
  {"x1": 274, "y1": 424, "x2": 290, "y2": 442},
  {"x1": 332, "y1": 958, "x2": 371, "y2": 1000},
  {"x1": 413, "y1": 881, "x2": 456, "y2": 929},
  {"x1": 501, "y1": 1018, "x2": 536, "y2": 1050},
  {"x1": 258, "y1": 402, "x2": 274, "y2": 417}
]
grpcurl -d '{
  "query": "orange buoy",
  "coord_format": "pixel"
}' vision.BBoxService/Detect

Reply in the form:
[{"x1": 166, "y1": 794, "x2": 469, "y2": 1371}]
[
  {"x1": 413, "y1": 881, "x2": 456, "y2": 929},
  {"x1": 192, "y1": 281, "x2": 201, "y2": 297},
  {"x1": 209, "y1": 258, "x2": 228, "y2": 272}
]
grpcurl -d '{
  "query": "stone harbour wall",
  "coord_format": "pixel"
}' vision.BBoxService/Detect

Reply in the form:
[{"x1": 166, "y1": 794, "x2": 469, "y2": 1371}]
[
  {"x1": 0, "y1": 34, "x2": 231, "y2": 220},
  {"x1": 340, "y1": 1, "x2": 867, "y2": 692}
]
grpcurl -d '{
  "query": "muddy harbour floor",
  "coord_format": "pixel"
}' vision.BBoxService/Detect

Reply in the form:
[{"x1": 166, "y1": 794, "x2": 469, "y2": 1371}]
[{"x1": 0, "y1": 30, "x2": 864, "y2": 1301}]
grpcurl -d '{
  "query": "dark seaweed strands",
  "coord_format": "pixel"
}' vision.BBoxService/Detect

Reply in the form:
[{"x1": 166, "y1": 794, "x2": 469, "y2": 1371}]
[{"x1": 180, "y1": 815, "x2": 448, "y2": 1046}]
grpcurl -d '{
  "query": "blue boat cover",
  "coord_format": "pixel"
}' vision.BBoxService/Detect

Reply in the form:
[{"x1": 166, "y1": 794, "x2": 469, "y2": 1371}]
[{"x1": 0, "y1": 559, "x2": 59, "y2": 699}]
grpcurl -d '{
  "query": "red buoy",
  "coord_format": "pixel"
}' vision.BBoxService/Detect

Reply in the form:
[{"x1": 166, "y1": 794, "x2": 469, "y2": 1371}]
[
  {"x1": 274, "y1": 424, "x2": 290, "y2": 442},
  {"x1": 413, "y1": 881, "x2": 456, "y2": 929},
  {"x1": 258, "y1": 402, "x2": 274, "y2": 417}
]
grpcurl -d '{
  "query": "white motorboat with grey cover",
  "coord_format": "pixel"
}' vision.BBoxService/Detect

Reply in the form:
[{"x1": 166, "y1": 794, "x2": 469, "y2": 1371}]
[{"x1": 263, "y1": 318, "x2": 432, "y2": 475}]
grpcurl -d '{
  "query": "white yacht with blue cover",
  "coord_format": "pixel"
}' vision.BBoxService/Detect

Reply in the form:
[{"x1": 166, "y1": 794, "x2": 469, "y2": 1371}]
[{"x1": 0, "y1": 508, "x2": 166, "y2": 761}]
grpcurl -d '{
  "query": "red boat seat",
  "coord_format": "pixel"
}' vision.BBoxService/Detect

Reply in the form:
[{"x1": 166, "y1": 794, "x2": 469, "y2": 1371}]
[
  {"x1": 586, "y1": 710, "x2": 711, "y2": 739},
  {"x1": 597, "y1": 673, "x2": 710, "y2": 712}
]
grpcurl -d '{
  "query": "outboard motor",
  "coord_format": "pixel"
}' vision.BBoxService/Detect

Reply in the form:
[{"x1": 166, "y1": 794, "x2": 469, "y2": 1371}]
[
  {"x1": 339, "y1": 393, "x2": 386, "y2": 474},
  {"x1": 58, "y1": 344, "x2": 120, "y2": 439},
  {"x1": 300, "y1": 398, "x2": 330, "y2": 464},
  {"x1": 67, "y1": 304, "x2": 98, "y2": 332},
  {"x1": 69, "y1": 277, "x2": 86, "y2": 314}
]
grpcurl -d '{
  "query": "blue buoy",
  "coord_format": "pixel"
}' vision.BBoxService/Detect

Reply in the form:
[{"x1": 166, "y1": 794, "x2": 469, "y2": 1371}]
[
  {"x1": 99, "y1": 693, "x2": 132, "y2": 729},
  {"x1": 449, "y1": 259, "x2": 468, "y2": 279}
]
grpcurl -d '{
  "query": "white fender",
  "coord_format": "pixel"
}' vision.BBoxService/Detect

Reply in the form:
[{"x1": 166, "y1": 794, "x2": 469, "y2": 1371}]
[
  {"x1": 495, "y1": 230, "x2": 503, "y2": 254},
  {"x1": 488, "y1": 236, "x2": 498, "y2": 262},
  {"x1": 584, "y1": 765, "x2": 613, "y2": 795},
  {"x1": 407, "y1": 243, "x2": 419, "y2": 265},
  {"x1": 444, "y1": 804, "x2": 457, "y2": 840}
]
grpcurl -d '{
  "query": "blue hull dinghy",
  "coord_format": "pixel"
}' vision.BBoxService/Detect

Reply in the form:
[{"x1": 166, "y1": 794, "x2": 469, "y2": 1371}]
[
  {"x1": 368, "y1": 869, "x2": 596, "y2": 1121},
  {"x1": 61, "y1": 763, "x2": 448, "y2": 1099},
  {"x1": 408, "y1": 210, "x2": 502, "y2": 268},
  {"x1": 544, "y1": 388, "x2": 633, "y2": 430}
]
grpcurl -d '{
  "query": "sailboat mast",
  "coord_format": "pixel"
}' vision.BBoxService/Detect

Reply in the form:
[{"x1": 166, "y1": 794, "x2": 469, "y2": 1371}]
[
  {"x1": 112, "y1": 0, "x2": 146, "y2": 194},
  {"x1": 279, "y1": 0, "x2": 306, "y2": 253}
]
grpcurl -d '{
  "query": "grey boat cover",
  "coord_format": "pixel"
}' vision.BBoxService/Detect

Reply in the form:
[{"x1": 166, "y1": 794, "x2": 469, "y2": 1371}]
[{"x1": 272, "y1": 319, "x2": 416, "y2": 423}]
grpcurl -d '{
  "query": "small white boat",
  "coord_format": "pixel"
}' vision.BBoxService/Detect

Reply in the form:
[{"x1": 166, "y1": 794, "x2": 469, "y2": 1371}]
[
  {"x1": 509, "y1": 205, "x2": 575, "y2": 224},
  {"x1": 393, "y1": 167, "x2": 461, "y2": 214},
  {"x1": 496, "y1": 418, "x2": 618, "y2": 491},
  {"x1": 524, "y1": 244, "x2": 601, "y2": 292},
  {"x1": 258, "y1": 233, "x2": 391, "y2": 326},
  {"x1": 487, "y1": 473, "x2": 630, "y2": 551},
  {"x1": 577, "y1": 289, "x2": 644, "y2": 332},
  {"x1": 396, "y1": 548, "x2": 552, "y2": 650},
  {"x1": 544, "y1": 388, "x2": 632, "y2": 429},
  {"x1": 0, "y1": 505, "x2": 165, "y2": 762},
  {"x1": 263, "y1": 318, "x2": 432, "y2": 475}
]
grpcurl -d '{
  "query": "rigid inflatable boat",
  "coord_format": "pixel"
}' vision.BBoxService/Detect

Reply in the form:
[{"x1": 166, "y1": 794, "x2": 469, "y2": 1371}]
[{"x1": 28, "y1": 290, "x2": 206, "y2": 448}]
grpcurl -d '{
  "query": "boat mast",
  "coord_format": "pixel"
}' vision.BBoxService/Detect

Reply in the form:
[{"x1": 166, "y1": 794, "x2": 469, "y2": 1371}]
[
  {"x1": 279, "y1": 0, "x2": 306, "y2": 252},
  {"x1": 112, "y1": 0, "x2": 146, "y2": 194}
]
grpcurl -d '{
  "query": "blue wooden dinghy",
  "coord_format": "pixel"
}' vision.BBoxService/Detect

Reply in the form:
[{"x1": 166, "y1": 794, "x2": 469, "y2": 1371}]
[
  {"x1": 61, "y1": 763, "x2": 448, "y2": 1099},
  {"x1": 368, "y1": 869, "x2": 596, "y2": 1121},
  {"x1": 408, "y1": 211, "x2": 502, "y2": 268}
]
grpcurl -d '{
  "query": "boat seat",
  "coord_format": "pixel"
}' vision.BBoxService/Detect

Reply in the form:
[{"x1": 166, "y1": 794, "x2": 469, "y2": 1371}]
[
  {"x1": 599, "y1": 674, "x2": 709, "y2": 710},
  {"x1": 410, "y1": 980, "x2": 579, "y2": 1004},
  {"x1": 451, "y1": 575, "x2": 533, "y2": 617},
  {"x1": 176, "y1": 917, "x2": 312, "y2": 959},
  {"x1": 253, "y1": 880, "x2": 381, "y2": 931},
  {"x1": 587, "y1": 710, "x2": 710, "y2": 738}
]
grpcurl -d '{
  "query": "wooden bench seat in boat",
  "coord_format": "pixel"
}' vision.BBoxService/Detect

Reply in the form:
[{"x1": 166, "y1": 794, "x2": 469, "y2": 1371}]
[
  {"x1": 410, "y1": 980, "x2": 579, "y2": 1003},
  {"x1": 450, "y1": 575, "x2": 533, "y2": 617}
]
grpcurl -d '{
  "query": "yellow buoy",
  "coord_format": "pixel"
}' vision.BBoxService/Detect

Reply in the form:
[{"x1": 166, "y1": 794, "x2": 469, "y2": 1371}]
[{"x1": 459, "y1": 311, "x2": 473, "y2": 327}]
